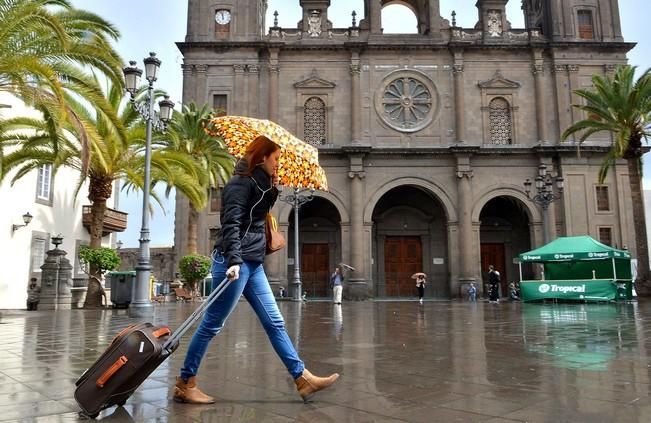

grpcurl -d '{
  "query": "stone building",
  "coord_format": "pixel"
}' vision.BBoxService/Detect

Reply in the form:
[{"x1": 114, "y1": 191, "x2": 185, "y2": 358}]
[{"x1": 175, "y1": 0, "x2": 636, "y2": 300}]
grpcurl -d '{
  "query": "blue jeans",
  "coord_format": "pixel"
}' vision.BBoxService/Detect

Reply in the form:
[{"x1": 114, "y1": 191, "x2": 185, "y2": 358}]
[{"x1": 180, "y1": 253, "x2": 305, "y2": 381}]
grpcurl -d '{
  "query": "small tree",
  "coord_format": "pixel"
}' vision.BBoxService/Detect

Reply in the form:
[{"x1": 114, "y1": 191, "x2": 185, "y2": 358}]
[
  {"x1": 78, "y1": 246, "x2": 120, "y2": 308},
  {"x1": 179, "y1": 254, "x2": 211, "y2": 296}
]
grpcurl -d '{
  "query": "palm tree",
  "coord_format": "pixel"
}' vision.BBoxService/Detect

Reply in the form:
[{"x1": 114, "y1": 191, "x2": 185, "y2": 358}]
[
  {"x1": 0, "y1": 0, "x2": 124, "y2": 176},
  {"x1": 159, "y1": 102, "x2": 234, "y2": 253},
  {"x1": 0, "y1": 0, "x2": 124, "y2": 108},
  {"x1": 562, "y1": 65, "x2": 651, "y2": 295},
  {"x1": 1, "y1": 82, "x2": 204, "y2": 307}
]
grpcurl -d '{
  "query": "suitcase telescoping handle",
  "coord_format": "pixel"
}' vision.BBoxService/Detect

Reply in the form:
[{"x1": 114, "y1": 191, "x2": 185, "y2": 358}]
[{"x1": 163, "y1": 277, "x2": 230, "y2": 350}]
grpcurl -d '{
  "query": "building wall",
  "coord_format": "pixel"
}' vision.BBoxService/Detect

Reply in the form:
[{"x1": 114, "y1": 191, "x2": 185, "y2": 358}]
[
  {"x1": 176, "y1": 0, "x2": 637, "y2": 298},
  {"x1": 0, "y1": 94, "x2": 120, "y2": 309}
]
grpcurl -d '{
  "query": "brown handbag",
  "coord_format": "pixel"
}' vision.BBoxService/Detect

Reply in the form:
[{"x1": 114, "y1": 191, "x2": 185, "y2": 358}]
[{"x1": 265, "y1": 213, "x2": 286, "y2": 255}]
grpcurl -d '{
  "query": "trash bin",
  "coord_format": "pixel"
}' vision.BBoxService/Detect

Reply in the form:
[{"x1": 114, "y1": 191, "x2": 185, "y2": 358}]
[{"x1": 109, "y1": 271, "x2": 135, "y2": 308}]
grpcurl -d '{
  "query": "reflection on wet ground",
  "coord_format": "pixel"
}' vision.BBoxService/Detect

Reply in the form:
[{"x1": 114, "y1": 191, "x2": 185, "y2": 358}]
[{"x1": 1, "y1": 300, "x2": 650, "y2": 422}]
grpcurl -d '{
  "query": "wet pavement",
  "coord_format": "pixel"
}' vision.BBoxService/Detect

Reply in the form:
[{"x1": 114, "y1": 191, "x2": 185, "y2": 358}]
[{"x1": 1, "y1": 299, "x2": 650, "y2": 422}]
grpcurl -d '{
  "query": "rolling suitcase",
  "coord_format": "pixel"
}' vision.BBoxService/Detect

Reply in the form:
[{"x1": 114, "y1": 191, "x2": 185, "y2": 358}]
[{"x1": 74, "y1": 277, "x2": 230, "y2": 418}]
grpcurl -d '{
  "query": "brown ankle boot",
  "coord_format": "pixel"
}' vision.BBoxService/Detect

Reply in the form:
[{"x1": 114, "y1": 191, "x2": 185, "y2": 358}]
[
  {"x1": 173, "y1": 376, "x2": 215, "y2": 404},
  {"x1": 294, "y1": 369, "x2": 339, "y2": 402}
]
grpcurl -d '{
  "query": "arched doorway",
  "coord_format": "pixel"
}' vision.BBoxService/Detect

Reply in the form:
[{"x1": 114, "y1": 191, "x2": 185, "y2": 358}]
[
  {"x1": 372, "y1": 186, "x2": 448, "y2": 298},
  {"x1": 287, "y1": 197, "x2": 342, "y2": 299},
  {"x1": 479, "y1": 196, "x2": 532, "y2": 298}
]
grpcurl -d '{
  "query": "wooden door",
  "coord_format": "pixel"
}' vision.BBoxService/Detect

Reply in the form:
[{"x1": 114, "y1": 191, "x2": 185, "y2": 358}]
[
  {"x1": 301, "y1": 243, "x2": 329, "y2": 298},
  {"x1": 481, "y1": 243, "x2": 507, "y2": 297},
  {"x1": 384, "y1": 237, "x2": 422, "y2": 297}
]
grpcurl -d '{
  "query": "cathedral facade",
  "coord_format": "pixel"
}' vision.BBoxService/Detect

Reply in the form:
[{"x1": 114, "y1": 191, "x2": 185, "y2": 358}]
[{"x1": 175, "y1": 0, "x2": 635, "y2": 299}]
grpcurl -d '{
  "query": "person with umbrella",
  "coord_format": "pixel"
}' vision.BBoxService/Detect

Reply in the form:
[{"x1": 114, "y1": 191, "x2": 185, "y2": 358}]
[
  {"x1": 174, "y1": 133, "x2": 338, "y2": 404},
  {"x1": 413, "y1": 272, "x2": 427, "y2": 304},
  {"x1": 330, "y1": 265, "x2": 344, "y2": 305}
]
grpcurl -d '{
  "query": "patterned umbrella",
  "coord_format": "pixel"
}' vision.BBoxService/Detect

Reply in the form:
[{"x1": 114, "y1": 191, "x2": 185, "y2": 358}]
[{"x1": 205, "y1": 115, "x2": 328, "y2": 191}]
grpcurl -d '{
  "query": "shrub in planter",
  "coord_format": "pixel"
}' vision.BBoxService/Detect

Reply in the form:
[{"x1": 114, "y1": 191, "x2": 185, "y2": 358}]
[
  {"x1": 78, "y1": 246, "x2": 121, "y2": 308},
  {"x1": 179, "y1": 254, "x2": 211, "y2": 296}
]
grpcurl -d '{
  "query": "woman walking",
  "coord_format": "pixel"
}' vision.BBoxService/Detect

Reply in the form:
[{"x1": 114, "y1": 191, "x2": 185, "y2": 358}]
[{"x1": 173, "y1": 135, "x2": 339, "y2": 404}]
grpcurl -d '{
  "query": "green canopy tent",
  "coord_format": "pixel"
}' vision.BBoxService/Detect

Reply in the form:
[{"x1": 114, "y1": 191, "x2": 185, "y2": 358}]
[{"x1": 518, "y1": 236, "x2": 632, "y2": 302}]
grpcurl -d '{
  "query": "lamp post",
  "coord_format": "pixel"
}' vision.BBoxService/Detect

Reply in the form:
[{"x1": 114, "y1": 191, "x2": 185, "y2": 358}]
[
  {"x1": 524, "y1": 164, "x2": 564, "y2": 244},
  {"x1": 122, "y1": 52, "x2": 174, "y2": 316},
  {"x1": 279, "y1": 188, "x2": 315, "y2": 300}
]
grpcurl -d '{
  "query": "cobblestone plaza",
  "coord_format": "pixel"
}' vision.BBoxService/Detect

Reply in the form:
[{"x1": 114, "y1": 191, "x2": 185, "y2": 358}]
[{"x1": 1, "y1": 300, "x2": 650, "y2": 422}]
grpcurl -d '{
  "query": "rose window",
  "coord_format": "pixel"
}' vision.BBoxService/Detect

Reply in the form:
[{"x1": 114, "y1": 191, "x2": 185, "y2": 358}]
[{"x1": 377, "y1": 73, "x2": 437, "y2": 132}]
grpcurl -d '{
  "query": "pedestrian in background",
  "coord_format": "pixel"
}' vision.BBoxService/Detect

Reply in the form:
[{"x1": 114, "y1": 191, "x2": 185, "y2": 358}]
[
  {"x1": 26, "y1": 278, "x2": 40, "y2": 310},
  {"x1": 330, "y1": 266, "x2": 344, "y2": 305},
  {"x1": 488, "y1": 265, "x2": 500, "y2": 303},
  {"x1": 416, "y1": 274, "x2": 426, "y2": 304},
  {"x1": 467, "y1": 282, "x2": 477, "y2": 302}
]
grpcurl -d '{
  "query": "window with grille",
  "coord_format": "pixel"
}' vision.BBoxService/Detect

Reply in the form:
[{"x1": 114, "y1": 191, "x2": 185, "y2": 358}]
[
  {"x1": 209, "y1": 187, "x2": 221, "y2": 213},
  {"x1": 488, "y1": 97, "x2": 513, "y2": 145},
  {"x1": 213, "y1": 95, "x2": 227, "y2": 116},
  {"x1": 595, "y1": 186, "x2": 610, "y2": 211},
  {"x1": 36, "y1": 163, "x2": 52, "y2": 203},
  {"x1": 598, "y1": 227, "x2": 612, "y2": 246},
  {"x1": 303, "y1": 97, "x2": 326, "y2": 145},
  {"x1": 578, "y1": 10, "x2": 594, "y2": 39}
]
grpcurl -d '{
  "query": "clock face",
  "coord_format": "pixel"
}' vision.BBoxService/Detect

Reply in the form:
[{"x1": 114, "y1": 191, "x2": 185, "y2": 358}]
[{"x1": 215, "y1": 10, "x2": 231, "y2": 25}]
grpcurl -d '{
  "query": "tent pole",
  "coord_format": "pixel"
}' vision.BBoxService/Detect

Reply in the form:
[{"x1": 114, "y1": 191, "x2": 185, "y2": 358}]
[
  {"x1": 612, "y1": 257, "x2": 617, "y2": 280},
  {"x1": 519, "y1": 262, "x2": 523, "y2": 282}
]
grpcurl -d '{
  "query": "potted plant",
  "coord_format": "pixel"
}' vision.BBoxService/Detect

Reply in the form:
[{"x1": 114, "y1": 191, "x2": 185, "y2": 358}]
[
  {"x1": 178, "y1": 254, "x2": 211, "y2": 297},
  {"x1": 78, "y1": 246, "x2": 120, "y2": 308}
]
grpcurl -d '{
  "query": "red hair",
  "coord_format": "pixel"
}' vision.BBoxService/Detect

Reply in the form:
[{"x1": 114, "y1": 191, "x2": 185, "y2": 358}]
[{"x1": 238, "y1": 135, "x2": 280, "y2": 176}]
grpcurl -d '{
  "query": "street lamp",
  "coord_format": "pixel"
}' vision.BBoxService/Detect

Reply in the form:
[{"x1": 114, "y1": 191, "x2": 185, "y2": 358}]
[
  {"x1": 122, "y1": 52, "x2": 174, "y2": 316},
  {"x1": 279, "y1": 188, "x2": 315, "y2": 300},
  {"x1": 524, "y1": 164, "x2": 564, "y2": 244}
]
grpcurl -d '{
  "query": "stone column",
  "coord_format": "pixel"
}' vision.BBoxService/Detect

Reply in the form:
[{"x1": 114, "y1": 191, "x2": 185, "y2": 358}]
[
  {"x1": 532, "y1": 49, "x2": 548, "y2": 143},
  {"x1": 452, "y1": 62, "x2": 466, "y2": 143},
  {"x1": 346, "y1": 151, "x2": 369, "y2": 299},
  {"x1": 194, "y1": 64, "x2": 208, "y2": 106},
  {"x1": 549, "y1": 0, "x2": 564, "y2": 38},
  {"x1": 456, "y1": 155, "x2": 475, "y2": 294},
  {"x1": 610, "y1": 0, "x2": 623, "y2": 40},
  {"x1": 350, "y1": 52, "x2": 361, "y2": 145},
  {"x1": 181, "y1": 64, "x2": 195, "y2": 105},
  {"x1": 233, "y1": 64, "x2": 246, "y2": 115},
  {"x1": 428, "y1": 0, "x2": 441, "y2": 35},
  {"x1": 247, "y1": 65, "x2": 260, "y2": 117},
  {"x1": 369, "y1": 0, "x2": 382, "y2": 34},
  {"x1": 268, "y1": 49, "x2": 280, "y2": 121},
  {"x1": 552, "y1": 64, "x2": 571, "y2": 142},
  {"x1": 39, "y1": 247, "x2": 73, "y2": 310},
  {"x1": 567, "y1": 64, "x2": 581, "y2": 126}
]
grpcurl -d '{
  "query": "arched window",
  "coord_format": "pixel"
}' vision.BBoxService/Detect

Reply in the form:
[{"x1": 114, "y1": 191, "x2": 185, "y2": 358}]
[
  {"x1": 303, "y1": 97, "x2": 326, "y2": 145},
  {"x1": 488, "y1": 97, "x2": 513, "y2": 145}
]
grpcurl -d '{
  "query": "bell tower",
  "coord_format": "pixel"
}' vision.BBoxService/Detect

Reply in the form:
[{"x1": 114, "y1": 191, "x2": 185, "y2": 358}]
[
  {"x1": 521, "y1": 0, "x2": 623, "y2": 41},
  {"x1": 185, "y1": 0, "x2": 267, "y2": 42}
]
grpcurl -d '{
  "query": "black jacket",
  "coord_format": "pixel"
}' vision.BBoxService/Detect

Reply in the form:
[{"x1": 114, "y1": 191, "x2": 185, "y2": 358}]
[{"x1": 214, "y1": 160, "x2": 279, "y2": 266}]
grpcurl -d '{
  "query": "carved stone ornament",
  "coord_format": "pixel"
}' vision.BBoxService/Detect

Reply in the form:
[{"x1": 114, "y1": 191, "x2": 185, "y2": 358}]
[
  {"x1": 375, "y1": 71, "x2": 439, "y2": 133},
  {"x1": 308, "y1": 10, "x2": 322, "y2": 37},
  {"x1": 487, "y1": 10, "x2": 503, "y2": 37}
]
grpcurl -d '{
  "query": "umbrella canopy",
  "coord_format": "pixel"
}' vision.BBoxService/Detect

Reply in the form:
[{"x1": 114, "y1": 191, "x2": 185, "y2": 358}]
[
  {"x1": 205, "y1": 115, "x2": 328, "y2": 191},
  {"x1": 339, "y1": 263, "x2": 356, "y2": 272},
  {"x1": 411, "y1": 272, "x2": 427, "y2": 279}
]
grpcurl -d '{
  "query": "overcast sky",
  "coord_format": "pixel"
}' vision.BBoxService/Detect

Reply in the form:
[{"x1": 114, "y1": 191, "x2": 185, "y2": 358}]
[{"x1": 69, "y1": 0, "x2": 651, "y2": 248}]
